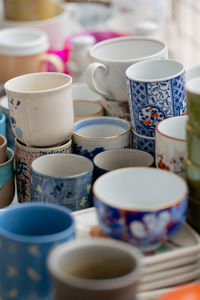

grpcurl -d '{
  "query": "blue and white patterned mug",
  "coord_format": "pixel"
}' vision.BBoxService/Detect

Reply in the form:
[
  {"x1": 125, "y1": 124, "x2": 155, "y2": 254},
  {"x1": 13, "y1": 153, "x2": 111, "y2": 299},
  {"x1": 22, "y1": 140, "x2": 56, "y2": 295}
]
[
  {"x1": 0, "y1": 202, "x2": 75, "y2": 300},
  {"x1": 126, "y1": 59, "x2": 186, "y2": 137},
  {"x1": 30, "y1": 154, "x2": 94, "y2": 211}
]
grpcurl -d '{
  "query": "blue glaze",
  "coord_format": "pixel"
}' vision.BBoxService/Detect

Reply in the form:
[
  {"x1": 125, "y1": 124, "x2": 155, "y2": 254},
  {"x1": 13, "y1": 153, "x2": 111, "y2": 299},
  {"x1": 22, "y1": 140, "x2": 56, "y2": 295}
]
[
  {"x1": 0, "y1": 148, "x2": 14, "y2": 190},
  {"x1": 0, "y1": 112, "x2": 6, "y2": 138},
  {"x1": 132, "y1": 131, "x2": 155, "y2": 158}
]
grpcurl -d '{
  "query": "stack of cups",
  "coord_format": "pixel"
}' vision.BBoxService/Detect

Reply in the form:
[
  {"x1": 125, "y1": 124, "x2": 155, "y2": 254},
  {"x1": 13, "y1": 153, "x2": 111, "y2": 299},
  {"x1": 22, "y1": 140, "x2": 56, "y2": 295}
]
[
  {"x1": 126, "y1": 59, "x2": 187, "y2": 157},
  {"x1": 4, "y1": 72, "x2": 74, "y2": 203},
  {"x1": 185, "y1": 77, "x2": 200, "y2": 232}
]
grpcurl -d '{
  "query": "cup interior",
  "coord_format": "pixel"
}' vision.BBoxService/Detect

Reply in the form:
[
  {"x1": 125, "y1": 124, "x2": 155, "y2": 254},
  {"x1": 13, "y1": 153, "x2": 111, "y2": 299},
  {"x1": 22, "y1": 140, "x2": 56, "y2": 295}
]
[
  {"x1": 73, "y1": 100, "x2": 103, "y2": 118},
  {"x1": 0, "y1": 134, "x2": 6, "y2": 147},
  {"x1": 31, "y1": 154, "x2": 93, "y2": 177},
  {"x1": 186, "y1": 77, "x2": 200, "y2": 95},
  {"x1": 93, "y1": 167, "x2": 187, "y2": 210},
  {"x1": 0, "y1": 112, "x2": 5, "y2": 123},
  {"x1": 126, "y1": 59, "x2": 184, "y2": 81},
  {"x1": 156, "y1": 116, "x2": 188, "y2": 141},
  {"x1": 91, "y1": 37, "x2": 166, "y2": 61},
  {"x1": 72, "y1": 83, "x2": 101, "y2": 102}
]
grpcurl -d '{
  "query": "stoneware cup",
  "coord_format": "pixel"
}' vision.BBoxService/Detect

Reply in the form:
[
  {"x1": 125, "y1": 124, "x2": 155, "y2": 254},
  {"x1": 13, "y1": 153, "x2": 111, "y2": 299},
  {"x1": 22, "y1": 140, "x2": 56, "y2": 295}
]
[
  {"x1": 30, "y1": 154, "x2": 94, "y2": 211},
  {"x1": 86, "y1": 36, "x2": 168, "y2": 101},
  {"x1": 4, "y1": 72, "x2": 74, "y2": 147},
  {"x1": 155, "y1": 116, "x2": 188, "y2": 177},
  {"x1": 186, "y1": 77, "x2": 200, "y2": 128},
  {"x1": 73, "y1": 116, "x2": 131, "y2": 160},
  {"x1": 0, "y1": 134, "x2": 7, "y2": 164},
  {"x1": 126, "y1": 59, "x2": 186, "y2": 137},
  {"x1": 187, "y1": 196, "x2": 200, "y2": 233},
  {"x1": 47, "y1": 238, "x2": 143, "y2": 300},
  {"x1": 0, "y1": 202, "x2": 75, "y2": 300},
  {"x1": 132, "y1": 129, "x2": 155, "y2": 158},
  {"x1": 0, "y1": 111, "x2": 6, "y2": 137},
  {"x1": 0, "y1": 95, "x2": 15, "y2": 149},
  {"x1": 185, "y1": 159, "x2": 200, "y2": 200},
  {"x1": 0, "y1": 27, "x2": 64, "y2": 82},
  {"x1": 187, "y1": 123, "x2": 200, "y2": 166},
  {"x1": 93, "y1": 148, "x2": 154, "y2": 179},
  {"x1": 15, "y1": 138, "x2": 72, "y2": 203},
  {"x1": 93, "y1": 167, "x2": 188, "y2": 252},
  {"x1": 73, "y1": 100, "x2": 104, "y2": 122},
  {"x1": 0, "y1": 147, "x2": 15, "y2": 208}
]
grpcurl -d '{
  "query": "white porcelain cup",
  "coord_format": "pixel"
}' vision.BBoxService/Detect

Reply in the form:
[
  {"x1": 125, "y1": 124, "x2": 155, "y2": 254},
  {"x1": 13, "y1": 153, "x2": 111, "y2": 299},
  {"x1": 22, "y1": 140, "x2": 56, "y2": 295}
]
[
  {"x1": 4, "y1": 72, "x2": 74, "y2": 147},
  {"x1": 86, "y1": 37, "x2": 168, "y2": 101}
]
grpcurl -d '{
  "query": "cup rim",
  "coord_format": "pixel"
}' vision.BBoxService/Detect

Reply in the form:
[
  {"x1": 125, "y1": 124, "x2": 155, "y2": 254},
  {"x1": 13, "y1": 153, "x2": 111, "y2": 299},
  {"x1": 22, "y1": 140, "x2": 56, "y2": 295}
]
[
  {"x1": 132, "y1": 128, "x2": 155, "y2": 140},
  {"x1": 47, "y1": 238, "x2": 142, "y2": 290},
  {"x1": 0, "y1": 147, "x2": 14, "y2": 167},
  {"x1": 0, "y1": 202, "x2": 75, "y2": 243},
  {"x1": 186, "y1": 76, "x2": 200, "y2": 95},
  {"x1": 89, "y1": 36, "x2": 167, "y2": 63},
  {"x1": 73, "y1": 100, "x2": 104, "y2": 119}
]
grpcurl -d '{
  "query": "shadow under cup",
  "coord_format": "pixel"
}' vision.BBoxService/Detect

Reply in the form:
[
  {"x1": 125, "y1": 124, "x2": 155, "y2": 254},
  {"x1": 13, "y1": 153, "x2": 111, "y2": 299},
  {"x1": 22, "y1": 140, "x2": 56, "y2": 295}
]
[{"x1": 0, "y1": 202, "x2": 75, "y2": 300}]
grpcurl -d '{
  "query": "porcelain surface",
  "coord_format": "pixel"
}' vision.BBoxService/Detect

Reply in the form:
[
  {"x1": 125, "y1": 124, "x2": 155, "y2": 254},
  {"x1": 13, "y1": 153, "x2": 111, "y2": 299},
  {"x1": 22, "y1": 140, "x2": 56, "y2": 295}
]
[{"x1": 132, "y1": 129, "x2": 155, "y2": 157}]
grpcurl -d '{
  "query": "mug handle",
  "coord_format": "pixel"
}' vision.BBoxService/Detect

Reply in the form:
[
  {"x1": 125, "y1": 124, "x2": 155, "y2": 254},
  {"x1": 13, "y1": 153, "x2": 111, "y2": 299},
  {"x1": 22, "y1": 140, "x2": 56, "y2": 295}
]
[
  {"x1": 86, "y1": 62, "x2": 111, "y2": 99},
  {"x1": 40, "y1": 53, "x2": 65, "y2": 73}
]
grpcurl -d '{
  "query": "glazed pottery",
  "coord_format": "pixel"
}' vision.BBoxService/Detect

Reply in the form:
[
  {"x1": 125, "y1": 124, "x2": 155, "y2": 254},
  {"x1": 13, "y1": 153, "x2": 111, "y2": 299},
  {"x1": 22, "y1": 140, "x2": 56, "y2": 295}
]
[
  {"x1": 131, "y1": 129, "x2": 155, "y2": 157},
  {"x1": 0, "y1": 202, "x2": 75, "y2": 300},
  {"x1": 4, "y1": 72, "x2": 74, "y2": 147},
  {"x1": 93, "y1": 148, "x2": 153, "y2": 179},
  {"x1": 187, "y1": 123, "x2": 200, "y2": 165},
  {"x1": 73, "y1": 116, "x2": 131, "y2": 160},
  {"x1": 73, "y1": 100, "x2": 104, "y2": 122},
  {"x1": 93, "y1": 167, "x2": 188, "y2": 252},
  {"x1": 0, "y1": 111, "x2": 6, "y2": 137},
  {"x1": 0, "y1": 95, "x2": 15, "y2": 149},
  {"x1": 186, "y1": 77, "x2": 200, "y2": 128},
  {"x1": 0, "y1": 134, "x2": 7, "y2": 164},
  {"x1": 72, "y1": 82, "x2": 102, "y2": 102},
  {"x1": 30, "y1": 154, "x2": 94, "y2": 211},
  {"x1": 86, "y1": 36, "x2": 168, "y2": 101},
  {"x1": 186, "y1": 64, "x2": 200, "y2": 81},
  {"x1": 187, "y1": 196, "x2": 200, "y2": 233},
  {"x1": 0, "y1": 147, "x2": 15, "y2": 207},
  {"x1": 0, "y1": 27, "x2": 64, "y2": 82},
  {"x1": 185, "y1": 159, "x2": 200, "y2": 200},
  {"x1": 15, "y1": 138, "x2": 72, "y2": 203},
  {"x1": 156, "y1": 116, "x2": 188, "y2": 177},
  {"x1": 101, "y1": 97, "x2": 130, "y2": 121},
  {"x1": 126, "y1": 59, "x2": 186, "y2": 137},
  {"x1": 47, "y1": 238, "x2": 142, "y2": 300}
]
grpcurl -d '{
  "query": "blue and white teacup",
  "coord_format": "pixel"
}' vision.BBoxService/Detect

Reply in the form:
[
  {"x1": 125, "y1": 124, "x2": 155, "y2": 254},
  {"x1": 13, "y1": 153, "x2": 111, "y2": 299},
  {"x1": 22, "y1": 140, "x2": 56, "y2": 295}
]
[
  {"x1": 73, "y1": 116, "x2": 131, "y2": 160},
  {"x1": 30, "y1": 154, "x2": 94, "y2": 211},
  {"x1": 126, "y1": 59, "x2": 186, "y2": 137},
  {"x1": 132, "y1": 129, "x2": 155, "y2": 158},
  {"x1": 0, "y1": 202, "x2": 75, "y2": 300}
]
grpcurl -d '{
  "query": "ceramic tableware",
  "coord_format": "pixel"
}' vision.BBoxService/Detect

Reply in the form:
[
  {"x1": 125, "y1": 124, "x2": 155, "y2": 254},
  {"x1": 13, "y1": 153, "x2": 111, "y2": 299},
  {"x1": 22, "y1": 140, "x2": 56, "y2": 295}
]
[
  {"x1": 4, "y1": 72, "x2": 74, "y2": 147},
  {"x1": 73, "y1": 100, "x2": 104, "y2": 122},
  {"x1": 72, "y1": 82, "x2": 102, "y2": 102},
  {"x1": 73, "y1": 116, "x2": 131, "y2": 160},
  {"x1": 0, "y1": 27, "x2": 64, "y2": 82},
  {"x1": 0, "y1": 95, "x2": 15, "y2": 149},
  {"x1": 126, "y1": 59, "x2": 186, "y2": 137},
  {"x1": 187, "y1": 123, "x2": 200, "y2": 165},
  {"x1": 185, "y1": 159, "x2": 200, "y2": 200},
  {"x1": 47, "y1": 238, "x2": 142, "y2": 300},
  {"x1": 0, "y1": 202, "x2": 75, "y2": 300},
  {"x1": 0, "y1": 147, "x2": 15, "y2": 208},
  {"x1": 186, "y1": 64, "x2": 200, "y2": 81},
  {"x1": 0, "y1": 111, "x2": 6, "y2": 137},
  {"x1": 156, "y1": 116, "x2": 188, "y2": 177},
  {"x1": 187, "y1": 196, "x2": 200, "y2": 233},
  {"x1": 186, "y1": 77, "x2": 200, "y2": 128},
  {"x1": 93, "y1": 148, "x2": 153, "y2": 179},
  {"x1": 93, "y1": 167, "x2": 188, "y2": 252},
  {"x1": 101, "y1": 97, "x2": 130, "y2": 121},
  {"x1": 86, "y1": 36, "x2": 168, "y2": 101},
  {"x1": 15, "y1": 138, "x2": 72, "y2": 203},
  {"x1": 30, "y1": 154, "x2": 94, "y2": 211},
  {"x1": 0, "y1": 134, "x2": 7, "y2": 164},
  {"x1": 132, "y1": 129, "x2": 155, "y2": 157}
]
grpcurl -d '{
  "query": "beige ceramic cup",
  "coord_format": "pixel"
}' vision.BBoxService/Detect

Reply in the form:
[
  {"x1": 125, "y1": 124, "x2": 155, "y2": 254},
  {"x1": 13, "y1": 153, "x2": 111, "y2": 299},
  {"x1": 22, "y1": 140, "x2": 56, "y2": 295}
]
[
  {"x1": 0, "y1": 134, "x2": 7, "y2": 164},
  {"x1": 0, "y1": 27, "x2": 64, "y2": 82},
  {"x1": 4, "y1": 72, "x2": 74, "y2": 147},
  {"x1": 47, "y1": 238, "x2": 142, "y2": 300}
]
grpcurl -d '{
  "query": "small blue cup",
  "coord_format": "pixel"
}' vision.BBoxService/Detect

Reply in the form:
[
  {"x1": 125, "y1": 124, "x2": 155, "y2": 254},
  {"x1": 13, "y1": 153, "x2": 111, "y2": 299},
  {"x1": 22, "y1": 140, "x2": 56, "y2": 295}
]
[
  {"x1": 0, "y1": 111, "x2": 6, "y2": 138},
  {"x1": 0, "y1": 202, "x2": 75, "y2": 300}
]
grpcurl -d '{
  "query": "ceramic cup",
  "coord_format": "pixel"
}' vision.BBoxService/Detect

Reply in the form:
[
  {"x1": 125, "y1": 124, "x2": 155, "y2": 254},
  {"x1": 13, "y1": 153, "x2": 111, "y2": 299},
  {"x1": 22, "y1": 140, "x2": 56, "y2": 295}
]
[
  {"x1": 47, "y1": 238, "x2": 142, "y2": 300},
  {"x1": 187, "y1": 196, "x2": 200, "y2": 233},
  {"x1": 101, "y1": 97, "x2": 130, "y2": 122},
  {"x1": 0, "y1": 147, "x2": 15, "y2": 208},
  {"x1": 0, "y1": 202, "x2": 75, "y2": 300},
  {"x1": 15, "y1": 138, "x2": 72, "y2": 203},
  {"x1": 0, "y1": 111, "x2": 6, "y2": 137},
  {"x1": 155, "y1": 116, "x2": 188, "y2": 177},
  {"x1": 132, "y1": 129, "x2": 155, "y2": 157},
  {"x1": 186, "y1": 64, "x2": 200, "y2": 82},
  {"x1": 0, "y1": 27, "x2": 64, "y2": 82},
  {"x1": 126, "y1": 59, "x2": 186, "y2": 137},
  {"x1": 185, "y1": 159, "x2": 200, "y2": 200},
  {"x1": 0, "y1": 134, "x2": 7, "y2": 164},
  {"x1": 93, "y1": 167, "x2": 188, "y2": 252},
  {"x1": 93, "y1": 148, "x2": 154, "y2": 179},
  {"x1": 73, "y1": 116, "x2": 131, "y2": 160},
  {"x1": 86, "y1": 36, "x2": 168, "y2": 101},
  {"x1": 0, "y1": 95, "x2": 15, "y2": 149},
  {"x1": 30, "y1": 154, "x2": 94, "y2": 211},
  {"x1": 186, "y1": 77, "x2": 200, "y2": 128},
  {"x1": 73, "y1": 100, "x2": 104, "y2": 122},
  {"x1": 72, "y1": 82, "x2": 102, "y2": 102},
  {"x1": 187, "y1": 123, "x2": 200, "y2": 165},
  {"x1": 4, "y1": 72, "x2": 74, "y2": 147},
  {"x1": 4, "y1": 0, "x2": 54, "y2": 21}
]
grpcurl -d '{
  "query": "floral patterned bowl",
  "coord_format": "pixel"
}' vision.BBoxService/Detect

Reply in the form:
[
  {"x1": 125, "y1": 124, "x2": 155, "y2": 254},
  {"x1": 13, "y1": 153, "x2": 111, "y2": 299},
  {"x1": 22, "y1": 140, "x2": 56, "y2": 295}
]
[{"x1": 93, "y1": 167, "x2": 188, "y2": 252}]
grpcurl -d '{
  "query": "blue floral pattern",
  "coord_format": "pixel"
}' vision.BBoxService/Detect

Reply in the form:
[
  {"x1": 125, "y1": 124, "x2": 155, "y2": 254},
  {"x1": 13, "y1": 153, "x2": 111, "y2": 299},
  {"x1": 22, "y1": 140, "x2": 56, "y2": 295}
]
[
  {"x1": 132, "y1": 131, "x2": 155, "y2": 157},
  {"x1": 73, "y1": 144, "x2": 105, "y2": 160}
]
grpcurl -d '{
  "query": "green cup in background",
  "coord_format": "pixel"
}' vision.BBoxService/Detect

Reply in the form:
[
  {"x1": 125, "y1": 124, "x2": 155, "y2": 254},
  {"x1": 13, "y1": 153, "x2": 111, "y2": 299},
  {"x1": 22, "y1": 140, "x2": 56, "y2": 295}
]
[
  {"x1": 187, "y1": 196, "x2": 200, "y2": 233},
  {"x1": 187, "y1": 123, "x2": 200, "y2": 165},
  {"x1": 186, "y1": 77, "x2": 200, "y2": 128},
  {"x1": 186, "y1": 159, "x2": 200, "y2": 200}
]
